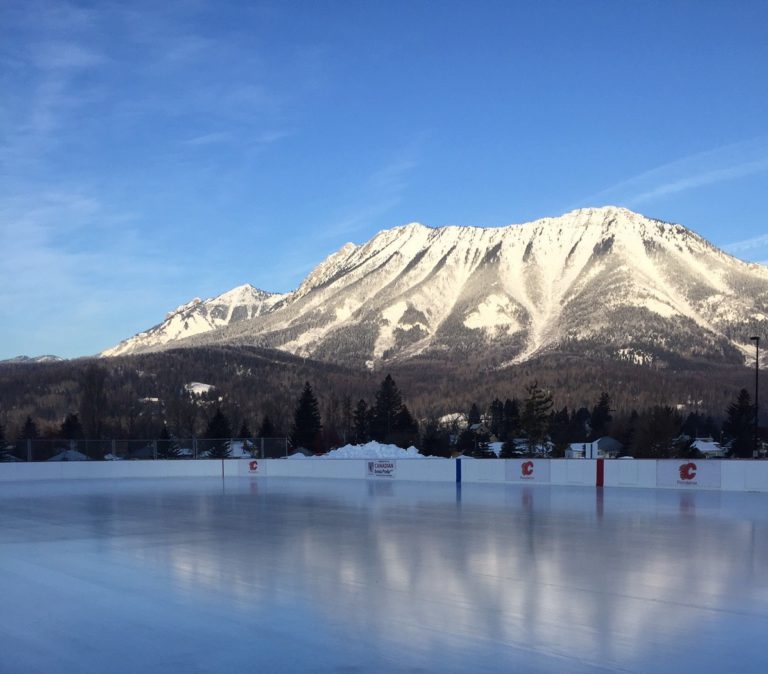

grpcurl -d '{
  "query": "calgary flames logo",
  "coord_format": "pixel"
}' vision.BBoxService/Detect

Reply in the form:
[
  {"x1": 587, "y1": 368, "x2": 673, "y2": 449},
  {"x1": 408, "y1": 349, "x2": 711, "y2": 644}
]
[
  {"x1": 679, "y1": 462, "x2": 697, "y2": 481},
  {"x1": 521, "y1": 461, "x2": 534, "y2": 477},
  {"x1": 249, "y1": 460, "x2": 258, "y2": 473}
]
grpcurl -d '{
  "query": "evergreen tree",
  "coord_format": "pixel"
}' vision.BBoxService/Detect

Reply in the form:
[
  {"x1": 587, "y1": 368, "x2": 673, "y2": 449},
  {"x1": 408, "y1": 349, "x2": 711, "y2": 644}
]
[
  {"x1": 590, "y1": 392, "x2": 613, "y2": 439},
  {"x1": 238, "y1": 421, "x2": 252, "y2": 439},
  {"x1": 568, "y1": 407, "x2": 591, "y2": 443},
  {"x1": 468, "y1": 403, "x2": 481, "y2": 426},
  {"x1": 157, "y1": 424, "x2": 180, "y2": 459},
  {"x1": 501, "y1": 398, "x2": 520, "y2": 441},
  {"x1": 613, "y1": 410, "x2": 638, "y2": 456},
  {"x1": 352, "y1": 400, "x2": 370, "y2": 444},
  {"x1": 456, "y1": 428, "x2": 476, "y2": 453},
  {"x1": 205, "y1": 408, "x2": 232, "y2": 458},
  {"x1": 21, "y1": 416, "x2": 38, "y2": 440},
  {"x1": 723, "y1": 389, "x2": 755, "y2": 458},
  {"x1": 340, "y1": 395, "x2": 353, "y2": 444},
  {"x1": 420, "y1": 419, "x2": 451, "y2": 457},
  {"x1": 549, "y1": 406, "x2": 570, "y2": 457},
  {"x1": 489, "y1": 398, "x2": 504, "y2": 438},
  {"x1": 0, "y1": 423, "x2": 10, "y2": 462},
  {"x1": 391, "y1": 404, "x2": 419, "y2": 448},
  {"x1": 703, "y1": 415, "x2": 720, "y2": 439},
  {"x1": 500, "y1": 438, "x2": 520, "y2": 458},
  {"x1": 60, "y1": 413, "x2": 83, "y2": 440},
  {"x1": 79, "y1": 363, "x2": 108, "y2": 438},
  {"x1": 680, "y1": 412, "x2": 704, "y2": 438},
  {"x1": 466, "y1": 430, "x2": 492, "y2": 458},
  {"x1": 292, "y1": 382, "x2": 323, "y2": 452},
  {"x1": 258, "y1": 416, "x2": 276, "y2": 438},
  {"x1": 632, "y1": 406, "x2": 681, "y2": 458},
  {"x1": 371, "y1": 375, "x2": 403, "y2": 442},
  {"x1": 520, "y1": 382, "x2": 553, "y2": 453}
]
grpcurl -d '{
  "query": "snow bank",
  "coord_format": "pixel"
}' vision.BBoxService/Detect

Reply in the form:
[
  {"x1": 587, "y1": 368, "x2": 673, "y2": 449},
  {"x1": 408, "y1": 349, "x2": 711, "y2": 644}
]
[{"x1": 288, "y1": 441, "x2": 431, "y2": 459}]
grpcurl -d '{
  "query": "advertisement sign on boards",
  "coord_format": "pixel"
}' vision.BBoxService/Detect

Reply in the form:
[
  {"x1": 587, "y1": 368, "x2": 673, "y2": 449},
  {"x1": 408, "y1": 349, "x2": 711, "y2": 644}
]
[
  {"x1": 505, "y1": 459, "x2": 551, "y2": 482},
  {"x1": 656, "y1": 460, "x2": 721, "y2": 489},
  {"x1": 366, "y1": 460, "x2": 396, "y2": 478},
  {"x1": 238, "y1": 458, "x2": 263, "y2": 476}
]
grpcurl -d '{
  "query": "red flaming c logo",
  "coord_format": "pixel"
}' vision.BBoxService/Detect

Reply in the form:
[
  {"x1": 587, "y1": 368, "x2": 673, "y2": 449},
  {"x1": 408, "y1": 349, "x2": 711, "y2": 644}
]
[
  {"x1": 521, "y1": 461, "x2": 534, "y2": 477},
  {"x1": 679, "y1": 462, "x2": 697, "y2": 481},
  {"x1": 249, "y1": 460, "x2": 258, "y2": 473}
]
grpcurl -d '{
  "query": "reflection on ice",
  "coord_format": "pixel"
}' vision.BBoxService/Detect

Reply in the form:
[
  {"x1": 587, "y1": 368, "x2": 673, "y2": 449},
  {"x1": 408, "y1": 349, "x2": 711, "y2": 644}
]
[{"x1": 2, "y1": 478, "x2": 768, "y2": 673}]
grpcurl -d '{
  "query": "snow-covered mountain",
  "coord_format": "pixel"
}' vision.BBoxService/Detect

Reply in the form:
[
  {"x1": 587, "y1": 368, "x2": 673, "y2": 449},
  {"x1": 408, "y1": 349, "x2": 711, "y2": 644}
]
[
  {"x1": 103, "y1": 284, "x2": 285, "y2": 357},
  {"x1": 103, "y1": 207, "x2": 768, "y2": 368},
  {"x1": 1, "y1": 355, "x2": 65, "y2": 364}
]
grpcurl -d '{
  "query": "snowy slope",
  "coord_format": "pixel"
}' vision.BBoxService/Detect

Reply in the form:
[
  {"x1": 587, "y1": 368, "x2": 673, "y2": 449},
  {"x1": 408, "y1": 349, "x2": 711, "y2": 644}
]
[
  {"x1": 102, "y1": 284, "x2": 286, "y2": 357},
  {"x1": 103, "y1": 207, "x2": 768, "y2": 368}
]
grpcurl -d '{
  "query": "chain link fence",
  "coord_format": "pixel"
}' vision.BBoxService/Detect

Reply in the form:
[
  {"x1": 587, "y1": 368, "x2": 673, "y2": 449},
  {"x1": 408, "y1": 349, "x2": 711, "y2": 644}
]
[{"x1": 0, "y1": 438, "x2": 290, "y2": 462}]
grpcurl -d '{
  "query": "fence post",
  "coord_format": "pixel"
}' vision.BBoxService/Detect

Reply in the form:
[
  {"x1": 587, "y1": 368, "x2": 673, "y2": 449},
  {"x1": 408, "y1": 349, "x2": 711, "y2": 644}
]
[
  {"x1": 260, "y1": 438, "x2": 264, "y2": 459},
  {"x1": 153, "y1": 440, "x2": 158, "y2": 460},
  {"x1": 193, "y1": 437, "x2": 198, "y2": 460},
  {"x1": 111, "y1": 439, "x2": 116, "y2": 458},
  {"x1": 27, "y1": 439, "x2": 32, "y2": 462}
]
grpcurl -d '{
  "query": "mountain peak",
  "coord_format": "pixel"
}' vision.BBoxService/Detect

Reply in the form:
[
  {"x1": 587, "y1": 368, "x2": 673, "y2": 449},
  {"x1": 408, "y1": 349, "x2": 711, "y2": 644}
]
[{"x1": 103, "y1": 208, "x2": 768, "y2": 368}]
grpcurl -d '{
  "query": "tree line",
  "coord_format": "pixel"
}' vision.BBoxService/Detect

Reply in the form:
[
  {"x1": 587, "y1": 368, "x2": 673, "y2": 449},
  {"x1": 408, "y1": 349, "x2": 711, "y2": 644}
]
[{"x1": 0, "y1": 345, "x2": 763, "y2": 459}]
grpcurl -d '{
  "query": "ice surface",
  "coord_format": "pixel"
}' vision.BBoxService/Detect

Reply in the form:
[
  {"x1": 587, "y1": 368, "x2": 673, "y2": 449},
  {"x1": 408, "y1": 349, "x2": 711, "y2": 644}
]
[{"x1": 2, "y1": 478, "x2": 768, "y2": 673}]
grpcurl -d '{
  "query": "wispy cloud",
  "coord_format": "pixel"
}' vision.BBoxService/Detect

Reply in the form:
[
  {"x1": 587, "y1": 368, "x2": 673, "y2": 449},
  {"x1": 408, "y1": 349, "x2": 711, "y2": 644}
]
[
  {"x1": 182, "y1": 131, "x2": 232, "y2": 146},
  {"x1": 270, "y1": 144, "x2": 422, "y2": 291},
  {"x1": 724, "y1": 233, "x2": 768, "y2": 267},
  {"x1": 725, "y1": 233, "x2": 768, "y2": 254},
  {"x1": 31, "y1": 40, "x2": 105, "y2": 70},
  {"x1": 575, "y1": 136, "x2": 768, "y2": 208},
  {"x1": 320, "y1": 149, "x2": 421, "y2": 240},
  {"x1": 0, "y1": 0, "x2": 323, "y2": 356}
]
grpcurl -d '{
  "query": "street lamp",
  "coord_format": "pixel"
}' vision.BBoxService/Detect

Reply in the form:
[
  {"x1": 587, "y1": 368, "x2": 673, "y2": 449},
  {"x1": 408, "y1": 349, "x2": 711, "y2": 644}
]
[{"x1": 751, "y1": 336, "x2": 760, "y2": 457}]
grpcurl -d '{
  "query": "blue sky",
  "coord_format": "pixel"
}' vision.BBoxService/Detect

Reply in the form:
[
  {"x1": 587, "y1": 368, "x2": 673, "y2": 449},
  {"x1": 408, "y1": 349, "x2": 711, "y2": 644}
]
[{"x1": 1, "y1": 0, "x2": 767, "y2": 359}]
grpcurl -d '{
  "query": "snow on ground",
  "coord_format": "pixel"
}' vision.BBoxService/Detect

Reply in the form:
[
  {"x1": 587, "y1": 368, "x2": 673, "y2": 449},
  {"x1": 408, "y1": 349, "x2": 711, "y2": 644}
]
[
  {"x1": 692, "y1": 439, "x2": 726, "y2": 456},
  {"x1": 289, "y1": 441, "x2": 437, "y2": 459},
  {"x1": 185, "y1": 382, "x2": 215, "y2": 395}
]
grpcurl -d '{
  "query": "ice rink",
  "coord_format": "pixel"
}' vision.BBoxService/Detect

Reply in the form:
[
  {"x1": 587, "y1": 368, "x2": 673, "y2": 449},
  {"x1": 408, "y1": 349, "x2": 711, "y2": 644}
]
[{"x1": 2, "y1": 477, "x2": 768, "y2": 673}]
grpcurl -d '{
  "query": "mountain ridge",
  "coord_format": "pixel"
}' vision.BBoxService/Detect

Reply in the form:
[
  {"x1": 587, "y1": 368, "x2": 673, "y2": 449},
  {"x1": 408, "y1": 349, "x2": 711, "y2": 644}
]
[{"x1": 102, "y1": 207, "x2": 768, "y2": 369}]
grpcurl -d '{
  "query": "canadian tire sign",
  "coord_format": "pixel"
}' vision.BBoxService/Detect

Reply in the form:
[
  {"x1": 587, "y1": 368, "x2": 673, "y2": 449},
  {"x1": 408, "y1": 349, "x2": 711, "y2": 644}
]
[
  {"x1": 367, "y1": 460, "x2": 396, "y2": 478},
  {"x1": 656, "y1": 460, "x2": 721, "y2": 489},
  {"x1": 505, "y1": 459, "x2": 550, "y2": 482}
]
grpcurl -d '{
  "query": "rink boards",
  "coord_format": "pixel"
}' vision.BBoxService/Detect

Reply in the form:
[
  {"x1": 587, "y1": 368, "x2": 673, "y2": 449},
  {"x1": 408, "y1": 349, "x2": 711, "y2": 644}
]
[{"x1": 4, "y1": 457, "x2": 768, "y2": 492}]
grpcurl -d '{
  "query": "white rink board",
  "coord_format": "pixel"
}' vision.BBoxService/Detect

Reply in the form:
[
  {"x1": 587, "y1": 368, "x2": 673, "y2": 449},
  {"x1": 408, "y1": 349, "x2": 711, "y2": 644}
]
[
  {"x1": 0, "y1": 459, "x2": 222, "y2": 481},
  {"x1": 656, "y1": 460, "x2": 722, "y2": 489},
  {"x1": 551, "y1": 460, "x2": 596, "y2": 485},
  {"x1": 6, "y1": 458, "x2": 768, "y2": 493},
  {"x1": 603, "y1": 459, "x2": 657, "y2": 488},
  {"x1": 265, "y1": 458, "x2": 365, "y2": 479},
  {"x1": 460, "y1": 459, "x2": 506, "y2": 482},
  {"x1": 396, "y1": 459, "x2": 456, "y2": 482}
]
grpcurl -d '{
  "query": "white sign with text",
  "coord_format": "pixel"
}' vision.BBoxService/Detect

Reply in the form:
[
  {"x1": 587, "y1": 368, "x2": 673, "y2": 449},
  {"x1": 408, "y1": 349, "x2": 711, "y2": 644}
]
[{"x1": 366, "y1": 460, "x2": 396, "y2": 478}]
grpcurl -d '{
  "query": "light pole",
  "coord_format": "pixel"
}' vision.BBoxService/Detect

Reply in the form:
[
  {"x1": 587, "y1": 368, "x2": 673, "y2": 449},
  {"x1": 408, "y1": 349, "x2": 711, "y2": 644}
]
[{"x1": 751, "y1": 336, "x2": 760, "y2": 457}]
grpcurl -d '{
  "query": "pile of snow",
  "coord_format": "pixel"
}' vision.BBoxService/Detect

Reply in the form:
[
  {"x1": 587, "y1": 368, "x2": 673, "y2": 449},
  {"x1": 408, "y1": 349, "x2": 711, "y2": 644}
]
[
  {"x1": 288, "y1": 441, "x2": 435, "y2": 459},
  {"x1": 48, "y1": 449, "x2": 89, "y2": 461}
]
